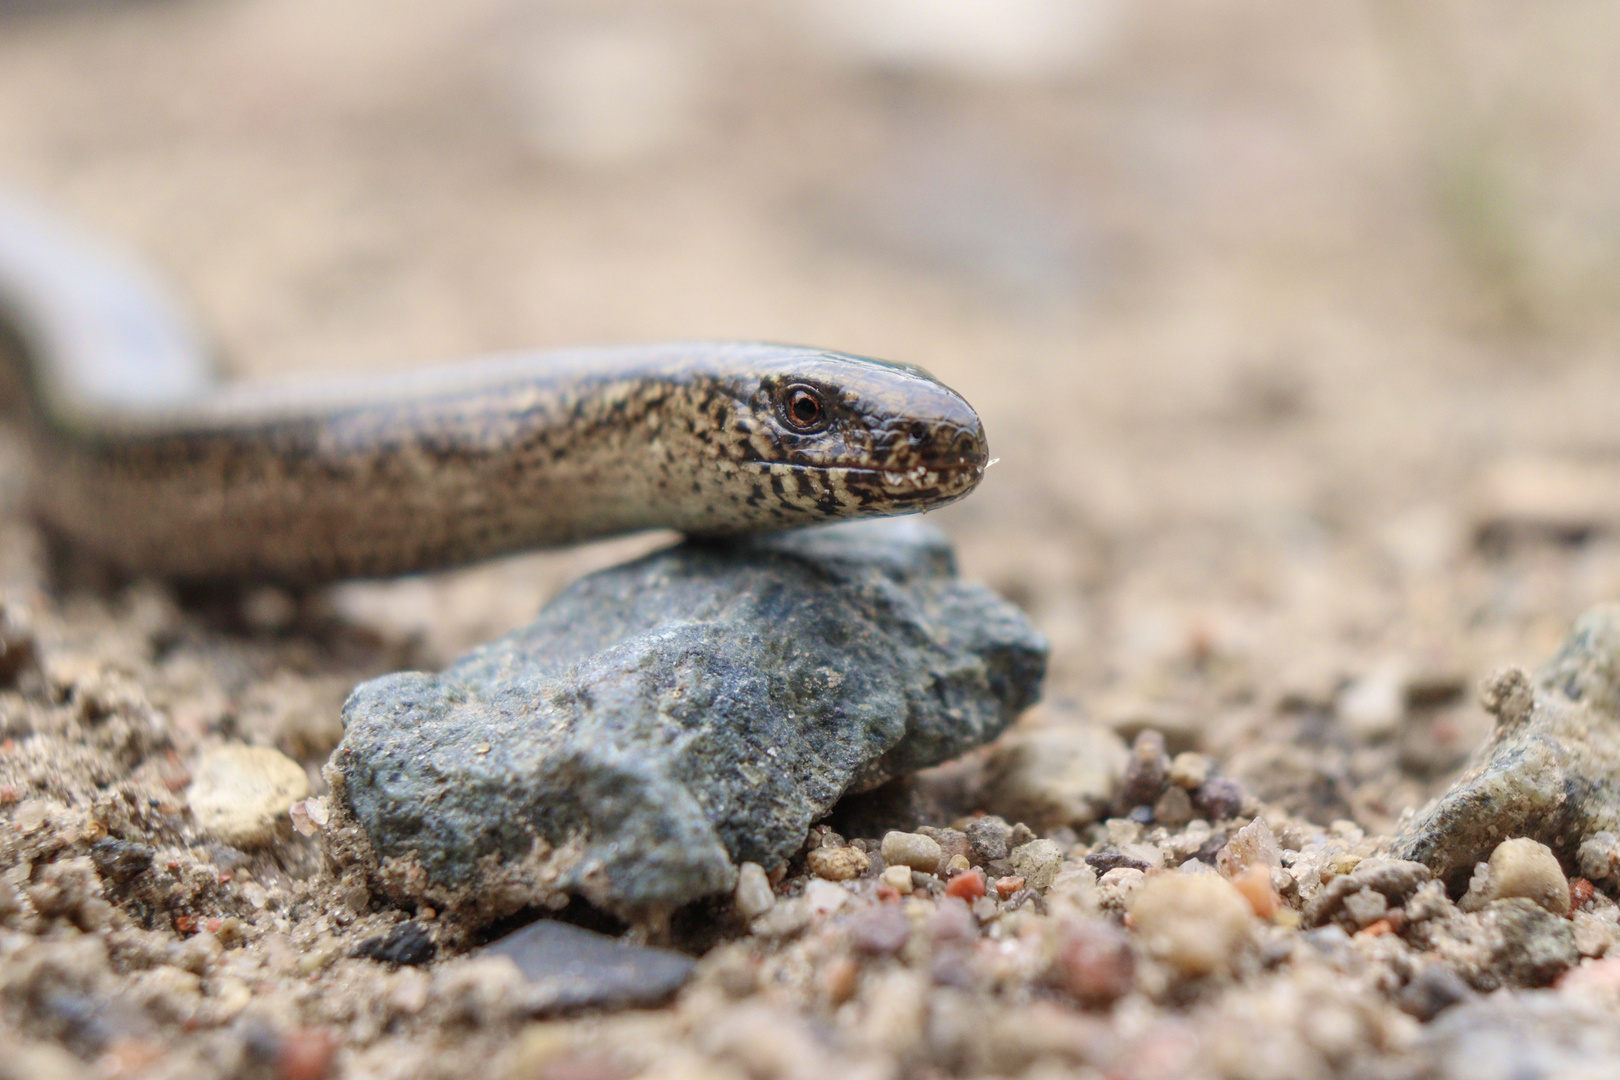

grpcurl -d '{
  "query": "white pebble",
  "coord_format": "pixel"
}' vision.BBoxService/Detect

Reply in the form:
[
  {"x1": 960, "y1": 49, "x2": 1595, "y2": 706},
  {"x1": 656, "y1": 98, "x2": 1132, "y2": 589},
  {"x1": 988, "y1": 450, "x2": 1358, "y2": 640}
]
[
  {"x1": 1128, "y1": 872, "x2": 1253, "y2": 977},
  {"x1": 734, "y1": 862, "x2": 775, "y2": 919}
]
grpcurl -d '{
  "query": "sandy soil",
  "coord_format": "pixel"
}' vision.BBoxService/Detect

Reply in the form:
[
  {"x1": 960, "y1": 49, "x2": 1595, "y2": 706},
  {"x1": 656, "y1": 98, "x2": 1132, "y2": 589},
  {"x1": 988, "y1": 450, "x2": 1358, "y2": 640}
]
[{"x1": 5, "y1": 1, "x2": 1620, "y2": 1078}]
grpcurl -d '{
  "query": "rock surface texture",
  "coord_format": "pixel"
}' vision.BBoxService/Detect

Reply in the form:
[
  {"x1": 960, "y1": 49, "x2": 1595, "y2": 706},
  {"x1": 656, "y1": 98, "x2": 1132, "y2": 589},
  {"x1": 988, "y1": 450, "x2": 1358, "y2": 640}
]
[
  {"x1": 325, "y1": 520, "x2": 1045, "y2": 923},
  {"x1": 1393, "y1": 604, "x2": 1620, "y2": 890}
]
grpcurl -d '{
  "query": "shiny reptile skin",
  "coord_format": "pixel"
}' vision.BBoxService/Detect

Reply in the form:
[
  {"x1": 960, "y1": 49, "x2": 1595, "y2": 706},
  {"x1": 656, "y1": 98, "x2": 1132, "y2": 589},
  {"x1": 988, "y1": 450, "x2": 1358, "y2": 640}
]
[{"x1": 0, "y1": 193, "x2": 987, "y2": 583}]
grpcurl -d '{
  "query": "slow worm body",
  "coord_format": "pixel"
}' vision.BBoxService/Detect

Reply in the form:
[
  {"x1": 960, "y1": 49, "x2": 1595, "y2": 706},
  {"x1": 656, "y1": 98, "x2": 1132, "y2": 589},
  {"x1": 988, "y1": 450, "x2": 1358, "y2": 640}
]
[{"x1": 0, "y1": 193, "x2": 987, "y2": 583}]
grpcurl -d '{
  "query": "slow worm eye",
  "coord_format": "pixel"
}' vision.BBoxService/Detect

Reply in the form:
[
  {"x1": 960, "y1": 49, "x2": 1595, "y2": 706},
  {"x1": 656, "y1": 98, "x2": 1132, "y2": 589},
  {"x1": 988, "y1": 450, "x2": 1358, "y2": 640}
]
[{"x1": 779, "y1": 385, "x2": 827, "y2": 432}]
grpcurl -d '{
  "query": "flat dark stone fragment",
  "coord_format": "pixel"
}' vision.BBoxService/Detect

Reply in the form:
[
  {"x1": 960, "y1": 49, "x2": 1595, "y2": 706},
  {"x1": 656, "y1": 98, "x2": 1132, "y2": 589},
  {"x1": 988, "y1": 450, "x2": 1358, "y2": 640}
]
[
  {"x1": 482, "y1": 919, "x2": 695, "y2": 1014},
  {"x1": 327, "y1": 520, "x2": 1045, "y2": 922},
  {"x1": 1392, "y1": 603, "x2": 1620, "y2": 891},
  {"x1": 351, "y1": 921, "x2": 436, "y2": 966}
]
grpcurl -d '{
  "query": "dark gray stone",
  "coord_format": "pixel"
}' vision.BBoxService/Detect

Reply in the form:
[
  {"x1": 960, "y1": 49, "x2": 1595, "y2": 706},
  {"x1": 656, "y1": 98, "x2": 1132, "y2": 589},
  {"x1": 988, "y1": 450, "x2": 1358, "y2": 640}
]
[
  {"x1": 482, "y1": 919, "x2": 694, "y2": 1013},
  {"x1": 351, "y1": 922, "x2": 436, "y2": 966},
  {"x1": 328, "y1": 520, "x2": 1045, "y2": 922}
]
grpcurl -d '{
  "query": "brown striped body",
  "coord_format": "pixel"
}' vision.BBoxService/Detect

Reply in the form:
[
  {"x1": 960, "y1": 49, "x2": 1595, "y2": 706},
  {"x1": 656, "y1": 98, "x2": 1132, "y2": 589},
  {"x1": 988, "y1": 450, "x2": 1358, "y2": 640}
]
[{"x1": 0, "y1": 197, "x2": 987, "y2": 583}]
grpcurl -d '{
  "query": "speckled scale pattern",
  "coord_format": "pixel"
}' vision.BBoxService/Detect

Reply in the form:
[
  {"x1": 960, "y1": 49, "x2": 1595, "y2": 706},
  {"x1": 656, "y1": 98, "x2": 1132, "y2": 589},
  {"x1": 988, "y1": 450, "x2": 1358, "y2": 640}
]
[
  {"x1": 0, "y1": 192, "x2": 989, "y2": 582},
  {"x1": 13, "y1": 339, "x2": 987, "y2": 582}
]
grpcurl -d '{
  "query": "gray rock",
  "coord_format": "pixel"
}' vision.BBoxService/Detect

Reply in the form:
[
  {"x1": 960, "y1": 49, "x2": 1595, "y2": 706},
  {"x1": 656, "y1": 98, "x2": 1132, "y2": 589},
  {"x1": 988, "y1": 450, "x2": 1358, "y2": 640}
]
[
  {"x1": 1484, "y1": 897, "x2": 1577, "y2": 988},
  {"x1": 1421, "y1": 990, "x2": 1620, "y2": 1080},
  {"x1": 1392, "y1": 605, "x2": 1620, "y2": 891},
  {"x1": 327, "y1": 520, "x2": 1045, "y2": 923},
  {"x1": 482, "y1": 920, "x2": 694, "y2": 1013}
]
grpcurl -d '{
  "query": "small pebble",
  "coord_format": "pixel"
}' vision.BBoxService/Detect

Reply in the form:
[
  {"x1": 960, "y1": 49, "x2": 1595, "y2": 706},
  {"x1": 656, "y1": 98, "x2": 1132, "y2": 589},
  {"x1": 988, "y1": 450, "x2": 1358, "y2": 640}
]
[
  {"x1": 1216, "y1": 818, "x2": 1281, "y2": 879},
  {"x1": 881, "y1": 831, "x2": 944, "y2": 874},
  {"x1": 879, "y1": 865, "x2": 913, "y2": 894},
  {"x1": 1342, "y1": 889, "x2": 1389, "y2": 928},
  {"x1": 821, "y1": 957, "x2": 860, "y2": 1005},
  {"x1": 1168, "y1": 752, "x2": 1209, "y2": 789},
  {"x1": 994, "y1": 876, "x2": 1025, "y2": 899},
  {"x1": 918, "y1": 826, "x2": 971, "y2": 863},
  {"x1": 1229, "y1": 864, "x2": 1280, "y2": 920},
  {"x1": 351, "y1": 922, "x2": 436, "y2": 966},
  {"x1": 850, "y1": 904, "x2": 912, "y2": 956},
  {"x1": 1128, "y1": 872, "x2": 1254, "y2": 978},
  {"x1": 807, "y1": 845, "x2": 871, "y2": 881},
  {"x1": 1194, "y1": 777, "x2": 1245, "y2": 821},
  {"x1": 945, "y1": 869, "x2": 986, "y2": 901},
  {"x1": 186, "y1": 745, "x2": 311, "y2": 847},
  {"x1": 1397, "y1": 965, "x2": 1472, "y2": 1022},
  {"x1": 1009, "y1": 839, "x2": 1064, "y2": 890},
  {"x1": 966, "y1": 815, "x2": 1012, "y2": 864},
  {"x1": 944, "y1": 853, "x2": 971, "y2": 875},
  {"x1": 734, "y1": 862, "x2": 775, "y2": 919},
  {"x1": 276, "y1": 1028, "x2": 339, "y2": 1080},
  {"x1": 1056, "y1": 920, "x2": 1136, "y2": 1007},
  {"x1": 1117, "y1": 729, "x2": 1170, "y2": 812},
  {"x1": 1483, "y1": 837, "x2": 1571, "y2": 916},
  {"x1": 1152, "y1": 785, "x2": 1194, "y2": 827},
  {"x1": 802, "y1": 879, "x2": 848, "y2": 916}
]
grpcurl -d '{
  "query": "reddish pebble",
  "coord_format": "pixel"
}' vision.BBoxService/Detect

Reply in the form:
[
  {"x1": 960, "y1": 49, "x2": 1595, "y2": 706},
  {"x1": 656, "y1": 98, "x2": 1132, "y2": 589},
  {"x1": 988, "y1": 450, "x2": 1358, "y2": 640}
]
[
  {"x1": 205, "y1": 916, "x2": 224, "y2": 934},
  {"x1": 1572, "y1": 878, "x2": 1596, "y2": 910},
  {"x1": 174, "y1": 915, "x2": 197, "y2": 934},
  {"x1": 995, "y1": 875, "x2": 1025, "y2": 899},
  {"x1": 822, "y1": 956, "x2": 859, "y2": 1005},
  {"x1": 0, "y1": 785, "x2": 17, "y2": 806},
  {"x1": 875, "y1": 885, "x2": 900, "y2": 903},
  {"x1": 1230, "y1": 863, "x2": 1280, "y2": 919},
  {"x1": 1057, "y1": 920, "x2": 1135, "y2": 1007},
  {"x1": 277, "y1": 1029, "x2": 338, "y2": 1080},
  {"x1": 1357, "y1": 918, "x2": 1394, "y2": 938},
  {"x1": 945, "y1": 869, "x2": 986, "y2": 901}
]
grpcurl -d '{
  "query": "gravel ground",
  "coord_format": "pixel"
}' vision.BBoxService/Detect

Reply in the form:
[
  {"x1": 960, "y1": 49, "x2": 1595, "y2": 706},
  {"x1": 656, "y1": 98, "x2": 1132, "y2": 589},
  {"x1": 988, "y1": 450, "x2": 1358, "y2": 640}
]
[{"x1": 5, "y1": 2, "x2": 1620, "y2": 1078}]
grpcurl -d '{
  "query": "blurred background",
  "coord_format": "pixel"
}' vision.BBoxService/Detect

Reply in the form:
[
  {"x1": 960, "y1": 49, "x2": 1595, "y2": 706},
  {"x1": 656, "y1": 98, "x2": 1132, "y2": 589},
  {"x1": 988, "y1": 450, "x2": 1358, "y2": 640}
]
[{"x1": 5, "y1": 0, "x2": 1620, "y2": 828}]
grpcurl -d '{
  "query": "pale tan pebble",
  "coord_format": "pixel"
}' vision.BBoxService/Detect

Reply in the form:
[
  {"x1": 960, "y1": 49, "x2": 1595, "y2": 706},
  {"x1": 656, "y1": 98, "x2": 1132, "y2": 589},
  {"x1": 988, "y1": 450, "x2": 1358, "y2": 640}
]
[
  {"x1": 1009, "y1": 839, "x2": 1064, "y2": 890},
  {"x1": 1573, "y1": 911, "x2": 1616, "y2": 958},
  {"x1": 295, "y1": 934, "x2": 345, "y2": 975},
  {"x1": 1486, "y1": 838, "x2": 1571, "y2": 916},
  {"x1": 943, "y1": 853, "x2": 971, "y2": 875},
  {"x1": 802, "y1": 879, "x2": 848, "y2": 916},
  {"x1": 432, "y1": 955, "x2": 528, "y2": 1026},
  {"x1": 1104, "y1": 818, "x2": 1142, "y2": 845},
  {"x1": 129, "y1": 965, "x2": 205, "y2": 1025},
  {"x1": 1216, "y1": 817, "x2": 1281, "y2": 879},
  {"x1": 851, "y1": 969, "x2": 929, "y2": 1056},
  {"x1": 1096, "y1": 866, "x2": 1145, "y2": 911},
  {"x1": 881, "y1": 831, "x2": 943, "y2": 874},
  {"x1": 1336, "y1": 664, "x2": 1406, "y2": 742},
  {"x1": 1117, "y1": 842, "x2": 1166, "y2": 869},
  {"x1": 807, "y1": 845, "x2": 870, "y2": 881},
  {"x1": 1169, "y1": 752, "x2": 1210, "y2": 789},
  {"x1": 4, "y1": 1041, "x2": 92, "y2": 1080},
  {"x1": 981, "y1": 722, "x2": 1128, "y2": 828},
  {"x1": 185, "y1": 744, "x2": 310, "y2": 847},
  {"x1": 734, "y1": 862, "x2": 775, "y2": 919},
  {"x1": 749, "y1": 897, "x2": 811, "y2": 939},
  {"x1": 207, "y1": 976, "x2": 252, "y2": 1022},
  {"x1": 880, "y1": 864, "x2": 913, "y2": 894},
  {"x1": 1128, "y1": 872, "x2": 1254, "y2": 978},
  {"x1": 498, "y1": 1021, "x2": 581, "y2": 1080},
  {"x1": 387, "y1": 967, "x2": 433, "y2": 1016}
]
